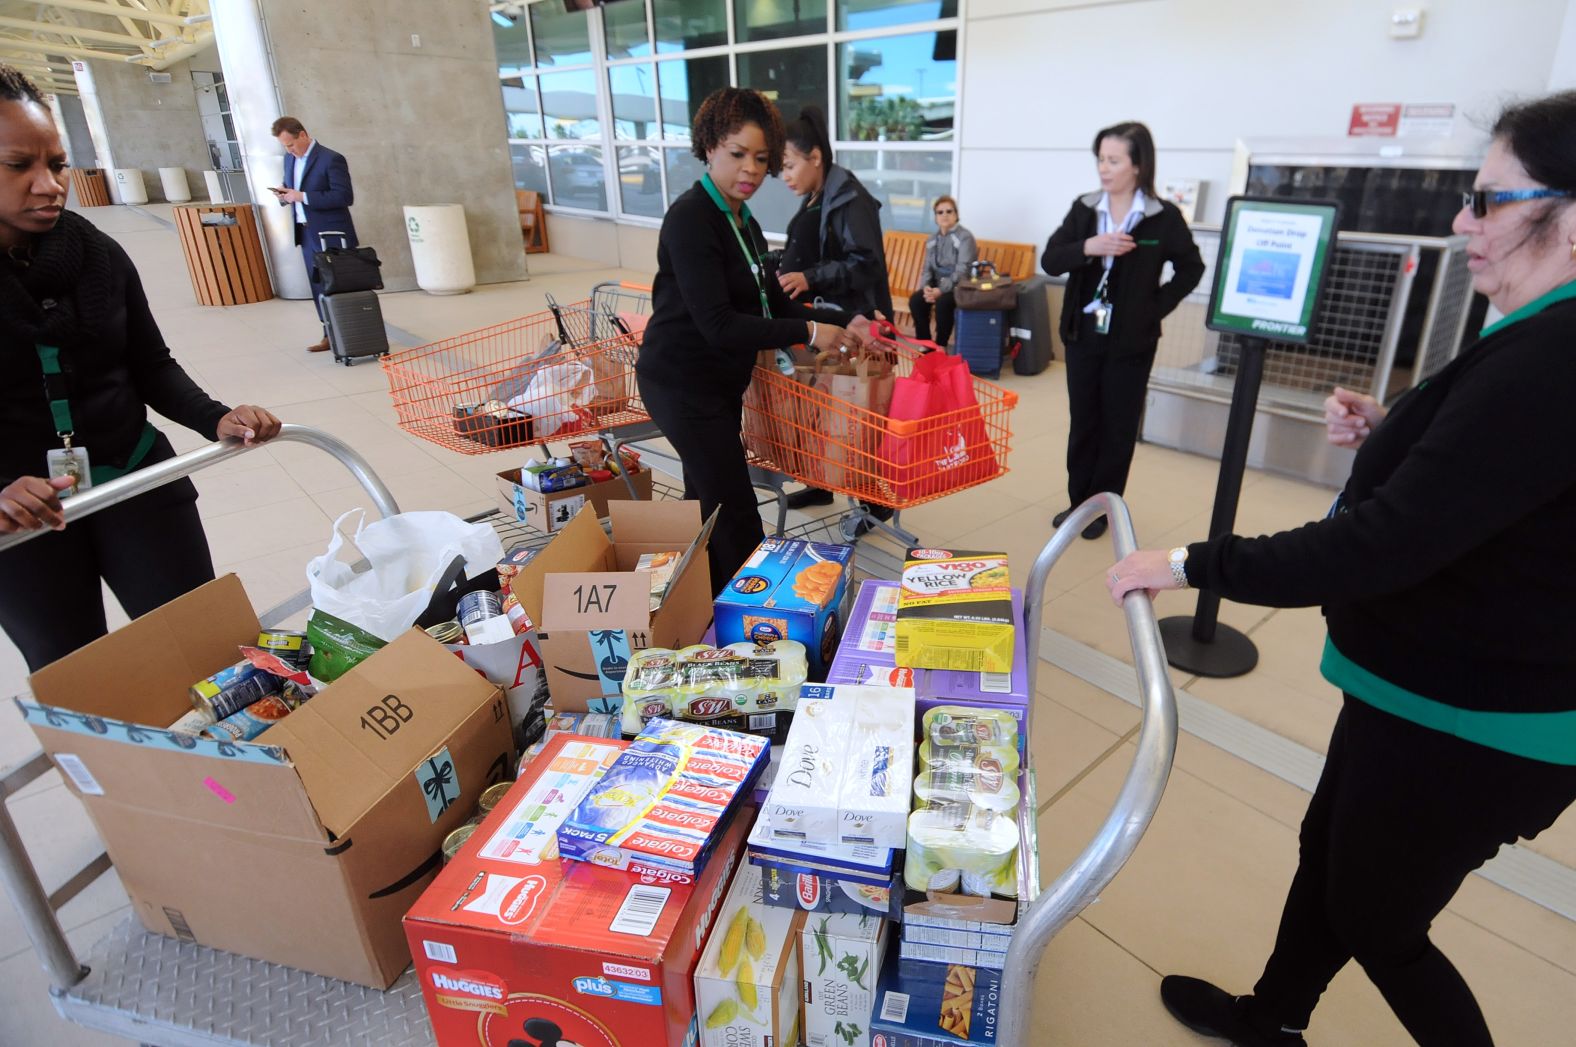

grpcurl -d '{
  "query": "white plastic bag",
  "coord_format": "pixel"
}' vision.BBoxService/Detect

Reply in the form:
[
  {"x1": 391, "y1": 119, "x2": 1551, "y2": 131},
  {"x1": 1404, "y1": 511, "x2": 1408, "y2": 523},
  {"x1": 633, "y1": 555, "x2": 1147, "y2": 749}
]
[
  {"x1": 508, "y1": 359, "x2": 594, "y2": 437},
  {"x1": 306, "y1": 509, "x2": 504, "y2": 643}
]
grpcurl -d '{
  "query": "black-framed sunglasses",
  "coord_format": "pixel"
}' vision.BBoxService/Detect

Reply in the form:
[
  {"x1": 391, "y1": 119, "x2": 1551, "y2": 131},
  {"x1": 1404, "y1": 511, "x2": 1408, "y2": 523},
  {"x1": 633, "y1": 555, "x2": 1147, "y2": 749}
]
[
  {"x1": 1462, "y1": 187, "x2": 1572, "y2": 218},
  {"x1": 934, "y1": 207, "x2": 956, "y2": 215}
]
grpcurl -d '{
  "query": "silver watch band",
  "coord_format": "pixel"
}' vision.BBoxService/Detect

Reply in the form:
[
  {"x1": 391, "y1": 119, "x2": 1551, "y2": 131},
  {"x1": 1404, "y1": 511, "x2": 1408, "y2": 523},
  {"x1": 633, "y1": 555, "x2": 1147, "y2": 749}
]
[{"x1": 1170, "y1": 559, "x2": 1189, "y2": 589}]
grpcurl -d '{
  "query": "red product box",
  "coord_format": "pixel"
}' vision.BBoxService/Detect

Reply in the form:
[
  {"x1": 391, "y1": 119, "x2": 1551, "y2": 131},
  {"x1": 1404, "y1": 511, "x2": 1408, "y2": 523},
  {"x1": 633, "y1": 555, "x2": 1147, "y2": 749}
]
[{"x1": 405, "y1": 733, "x2": 750, "y2": 1047}]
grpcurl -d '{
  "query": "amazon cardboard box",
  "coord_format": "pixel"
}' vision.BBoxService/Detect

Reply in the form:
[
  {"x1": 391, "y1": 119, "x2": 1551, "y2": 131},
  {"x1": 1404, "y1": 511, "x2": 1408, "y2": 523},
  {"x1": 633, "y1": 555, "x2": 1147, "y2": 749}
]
[
  {"x1": 495, "y1": 465, "x2": 654, "y2": 534},
  {"x1": 509, "y1": 501, "x2": 715, "y2": 714},
  {"x1": 17, "y1": 574, "x2": 514, "y2": 988}
]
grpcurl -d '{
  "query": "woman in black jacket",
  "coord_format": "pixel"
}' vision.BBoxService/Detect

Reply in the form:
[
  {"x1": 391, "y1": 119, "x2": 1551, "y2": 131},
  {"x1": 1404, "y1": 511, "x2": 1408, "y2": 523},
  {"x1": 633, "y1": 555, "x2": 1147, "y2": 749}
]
[
  {"x1": 1042, "y1": 121, "x2": 1203, "y2": 539},
  {"x1": 1109, "y1": 91, "x2": 1576, "y2": 1047},
  {"x1": 0, "y1": 66, "x2": 280, "y2": 671},
  {"x1": 635, "y1": 88, "x2": 857, "y2": 592}
]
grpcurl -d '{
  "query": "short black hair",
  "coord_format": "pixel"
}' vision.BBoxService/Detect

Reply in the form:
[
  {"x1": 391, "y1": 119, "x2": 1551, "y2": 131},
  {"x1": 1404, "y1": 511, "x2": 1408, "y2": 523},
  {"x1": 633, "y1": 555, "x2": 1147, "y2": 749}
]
[
  {"x1": 271, "y1": 115, "x2": 305, "y2": 137},
  {"x1": 689, "y1": 87, "x2": 786, "y2": 176},
  {"x1": 0, "y1": 65, "x2": 45, "y2": 107},
  {"x1": 1092, "y1": 121, "x2": 1159, "y2": 199},
  {"x1": 784, "y1": 106, "x2": 833, "y2": 167},
  {"x1": 1491, "y1": 91, "x2": 1576, "y2": 246}
]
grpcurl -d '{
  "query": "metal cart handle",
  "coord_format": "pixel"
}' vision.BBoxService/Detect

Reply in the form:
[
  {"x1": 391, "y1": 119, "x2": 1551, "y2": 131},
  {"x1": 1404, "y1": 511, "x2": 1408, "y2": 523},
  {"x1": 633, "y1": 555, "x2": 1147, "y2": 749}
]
[
  {"x1": 998, "y1": 493, "x2": 1179, "y2": 1046},
  {"x1": 0, "y1": 423, "x2": 399, "y2": 554}
]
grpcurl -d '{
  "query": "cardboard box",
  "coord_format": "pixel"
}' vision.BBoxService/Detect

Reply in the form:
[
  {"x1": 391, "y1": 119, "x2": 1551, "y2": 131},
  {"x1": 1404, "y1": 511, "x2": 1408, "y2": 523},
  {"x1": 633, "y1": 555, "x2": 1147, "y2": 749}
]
[
  {"x1": 18, "y1": 574, "x2": 513, "y2": 988},
  {"x1": 714, "y1": 537, "x2": 855, "y2": 676},
  {"x1": 406, "y1": 734, "x2": 752, "y2": 1047},
  {"x1": 510, "y1": 501, "x2": 715, "y2": 713},
  {"x1": 496, "y1": 465, "x2": 654, "y2": 534},
  {"x1": 870, "y1": 950, "x2": 1005, "y2": 1046},
  {"x1": 693, "y1": 863, "x2": 805, "y2": 1047},
  {"x1": 828, "y1": 581, "x2": 1030, "y2": 757},
  {"x1": 895, "y1": 550, "x2": 1014, "y2": 674},
  {"x1": 758, "y1": 865, "x2": 904, "y2": 922},
  {"x1": 802, "y1": 911, "x2": 889, "y2": 1047}
]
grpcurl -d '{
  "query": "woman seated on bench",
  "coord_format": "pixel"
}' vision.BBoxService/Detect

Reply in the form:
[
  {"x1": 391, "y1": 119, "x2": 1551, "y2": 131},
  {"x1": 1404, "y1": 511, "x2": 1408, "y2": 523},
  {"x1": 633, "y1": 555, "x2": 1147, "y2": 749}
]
[{"x1": 910, "y1": 196, "x2": 977, "y2": 348}]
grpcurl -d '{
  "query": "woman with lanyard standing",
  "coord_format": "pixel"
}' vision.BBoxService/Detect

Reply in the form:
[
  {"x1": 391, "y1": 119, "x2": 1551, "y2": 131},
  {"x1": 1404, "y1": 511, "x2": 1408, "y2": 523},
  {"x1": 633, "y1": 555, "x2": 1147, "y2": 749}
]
[
  {"x1": 0, "y1": 65, "x2": 280, "y2": 671},
  {"x1": 1041, "y1": 121, "x2": 1203, "y2": 539},
  {"x1": 635, "y1": 88, "x2": 859, "y2": 592}
]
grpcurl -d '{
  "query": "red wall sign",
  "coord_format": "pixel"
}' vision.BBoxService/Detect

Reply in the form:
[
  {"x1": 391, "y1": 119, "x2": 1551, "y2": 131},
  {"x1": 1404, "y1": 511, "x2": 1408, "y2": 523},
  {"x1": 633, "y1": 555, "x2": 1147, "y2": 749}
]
[{"x1": 1349, "y1": 103, "x2": 1402, "y2": 137}]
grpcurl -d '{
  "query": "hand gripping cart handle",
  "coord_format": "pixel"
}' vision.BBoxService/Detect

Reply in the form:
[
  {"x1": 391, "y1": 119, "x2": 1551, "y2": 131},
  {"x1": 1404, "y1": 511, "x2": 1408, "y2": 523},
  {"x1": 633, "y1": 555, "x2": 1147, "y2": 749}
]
[{"x1": 995, "y1": 492, "x2": 1180, "y2": 1045}]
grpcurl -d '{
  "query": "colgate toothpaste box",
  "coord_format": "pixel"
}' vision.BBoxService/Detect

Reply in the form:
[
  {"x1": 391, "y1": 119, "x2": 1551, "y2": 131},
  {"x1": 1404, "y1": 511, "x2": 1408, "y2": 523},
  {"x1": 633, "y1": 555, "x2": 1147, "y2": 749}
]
[
  {"x1": 404, "y1": 733, "x2": 752, "y2": 1047},
  {"x1": 828, "y1": 581, "x2": 1028, "y2": 757}
]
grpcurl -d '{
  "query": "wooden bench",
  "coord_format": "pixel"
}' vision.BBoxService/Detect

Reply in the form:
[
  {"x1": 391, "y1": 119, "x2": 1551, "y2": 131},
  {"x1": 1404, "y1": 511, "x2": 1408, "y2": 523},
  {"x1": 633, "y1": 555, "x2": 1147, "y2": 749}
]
[
  {"x1": 517, "y1": 189, "x2": 548, "y2": 253},
  {"x1": 884, "y1": 230, "x2": 1038, "y2": 332}
]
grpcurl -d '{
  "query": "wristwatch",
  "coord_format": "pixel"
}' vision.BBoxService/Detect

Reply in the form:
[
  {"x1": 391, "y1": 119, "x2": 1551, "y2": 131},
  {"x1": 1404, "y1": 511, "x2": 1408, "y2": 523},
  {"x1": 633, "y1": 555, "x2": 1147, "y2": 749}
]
[{"x1": 1168, "y1": 547, "x2": 1190, "y2": 589}]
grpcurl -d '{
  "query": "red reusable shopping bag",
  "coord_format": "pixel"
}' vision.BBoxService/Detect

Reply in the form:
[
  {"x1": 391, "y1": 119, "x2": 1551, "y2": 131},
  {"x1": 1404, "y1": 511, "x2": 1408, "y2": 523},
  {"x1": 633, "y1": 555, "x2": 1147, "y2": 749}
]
[{"x1": 880, "y1": 347, "x2": 997, "y2": 501}]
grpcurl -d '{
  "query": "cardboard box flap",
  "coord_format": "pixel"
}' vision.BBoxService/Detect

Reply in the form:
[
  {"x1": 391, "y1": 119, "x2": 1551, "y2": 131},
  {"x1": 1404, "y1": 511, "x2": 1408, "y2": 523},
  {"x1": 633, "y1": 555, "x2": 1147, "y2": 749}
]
[
  {"x1": 263, "y1": 630, "x2": 501, "y2": 836},
  {"x1": 29, "y1": 574, "x2": 261, "y2": 724},
  {"x1": 541, "y1": 571, "x2": 650, "y2": 630},
  {"x1": 510, "y1": 506, "x2": 613, "y2": 626},
  {"x1": 608, "y1": 499, "x2": 701, "y2": 544}
]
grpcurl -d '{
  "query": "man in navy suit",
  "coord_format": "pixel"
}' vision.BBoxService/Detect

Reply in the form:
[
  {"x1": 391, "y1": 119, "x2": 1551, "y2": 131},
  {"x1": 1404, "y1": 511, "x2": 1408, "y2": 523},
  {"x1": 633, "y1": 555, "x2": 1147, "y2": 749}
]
[{"x1": 269, "y1": 116, "x2": 356, "y2": 353}]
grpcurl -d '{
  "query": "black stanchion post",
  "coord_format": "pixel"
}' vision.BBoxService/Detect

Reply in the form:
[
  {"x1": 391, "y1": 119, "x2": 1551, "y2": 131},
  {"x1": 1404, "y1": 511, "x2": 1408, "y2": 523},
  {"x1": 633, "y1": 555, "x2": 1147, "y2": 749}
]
[{"x1": 1158, "y1": 335, "x2": 1267, "y2": 677}]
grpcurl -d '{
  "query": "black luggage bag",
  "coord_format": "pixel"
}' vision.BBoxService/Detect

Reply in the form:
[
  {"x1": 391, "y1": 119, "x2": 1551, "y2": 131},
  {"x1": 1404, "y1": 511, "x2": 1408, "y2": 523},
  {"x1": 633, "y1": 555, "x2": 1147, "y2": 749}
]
[
  {"x1": 324, "y1": 290, "x2": 389, "y2": 366},
  {"x1": 1009, "y1": 274, "x2": 1055, "y2": 375},
  {"x1": 313, "y1": 231, "x2": 383, "y2": 295}
]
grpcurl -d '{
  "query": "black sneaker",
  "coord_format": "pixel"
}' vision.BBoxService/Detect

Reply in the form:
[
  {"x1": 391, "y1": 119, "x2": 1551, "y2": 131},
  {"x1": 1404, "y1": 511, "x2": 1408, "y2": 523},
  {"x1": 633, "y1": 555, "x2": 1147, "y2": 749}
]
[
  {"x1": 1159, "y1": 976, "x2": 1307, "y2": 1046},
  {"x1": 1053, "y1": 507, "x2": 1074, "y2": 528},
  {"x1": 785, "y1": 487, "x2": 835, "y2": 509},
  {"x1": 1081, "y1": 516, "x2": 1108, "y2": 540}
]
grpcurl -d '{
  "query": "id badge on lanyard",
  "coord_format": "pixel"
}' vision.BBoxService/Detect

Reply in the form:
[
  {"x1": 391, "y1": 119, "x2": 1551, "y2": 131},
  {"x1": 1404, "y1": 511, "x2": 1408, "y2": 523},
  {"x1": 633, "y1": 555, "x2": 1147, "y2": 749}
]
[
  {"x1": 1090, "y1": 271, "x2": 1113, "y2": 335},
  {"x1": 46, "y1": 445, "x2": 91, "y2": 497},
  {"x1": 36, "y1": 344, "x2": 92, "y2": 497}
]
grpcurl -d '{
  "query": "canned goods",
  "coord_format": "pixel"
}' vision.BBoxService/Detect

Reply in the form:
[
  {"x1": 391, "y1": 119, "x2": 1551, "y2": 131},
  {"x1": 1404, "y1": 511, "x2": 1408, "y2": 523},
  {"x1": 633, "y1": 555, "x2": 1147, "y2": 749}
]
[
  {"x1": 201, "y1": 692, "x2": 295, "y2": 742},
  {"x1": 457, "y1": 590, "x2": 503, "y2": 628},
  {"x1": 191, "y1": 661, "x2": 279, "y2": 721},
  {"x1": 478, "y1": 781, "x2": 512, "y2": 814},
  {"x1": 442, "y1": 823, "x2": 477, "y2": 863},
  {"x1": 168, "y1": 708, "x2": 216, "y2": 736},
  {"x1": 256, "y1": 630, "x2": 310, "y2": 667},
  {"x1": 425, "y1": 620, "x2": 464, "y2": 644}
]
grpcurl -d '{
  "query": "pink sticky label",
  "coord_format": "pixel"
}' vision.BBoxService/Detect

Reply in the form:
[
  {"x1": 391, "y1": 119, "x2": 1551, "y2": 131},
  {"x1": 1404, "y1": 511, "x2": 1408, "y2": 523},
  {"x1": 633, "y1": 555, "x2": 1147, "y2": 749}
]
[{"x1": 202, "y1": 777, "x2": 237, "y2": 805}]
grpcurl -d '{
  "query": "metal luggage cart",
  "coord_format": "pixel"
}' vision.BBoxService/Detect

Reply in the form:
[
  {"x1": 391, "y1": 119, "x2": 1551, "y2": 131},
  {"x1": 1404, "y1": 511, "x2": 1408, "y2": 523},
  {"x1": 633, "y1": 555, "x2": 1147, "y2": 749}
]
[{"x1": 0, "y1": 426, "x2": 1175, "y2": 1047}]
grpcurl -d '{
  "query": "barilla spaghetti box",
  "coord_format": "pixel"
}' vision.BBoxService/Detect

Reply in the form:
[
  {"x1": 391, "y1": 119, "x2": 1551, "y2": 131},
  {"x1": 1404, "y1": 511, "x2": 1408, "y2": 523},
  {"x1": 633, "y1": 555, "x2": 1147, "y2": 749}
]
[
  {"x1": 870, "y1": 949, "x2": 1005, "y2": 1046},
  {"x1": 894, "y1": 550, "x2": 1014, "y2": 674},
  {"x1": 829, "y1": 581, "x2": 1029, "y2": 757},
  {"x1": 693, "y1": 863, "x2": 805, "y2": 1047},
  {"x1": 557, "y1": 718, "x2": 769, "y2": 875},
  {"x1": 404, "y1": 734, "x2": 752, "y2": 1047},
  {"x1": 802, "y1": 911, "x2": 889, "y2": 1047},
  {"x1": 714, "y1": 538, "x2": 855, "y2": 676}
]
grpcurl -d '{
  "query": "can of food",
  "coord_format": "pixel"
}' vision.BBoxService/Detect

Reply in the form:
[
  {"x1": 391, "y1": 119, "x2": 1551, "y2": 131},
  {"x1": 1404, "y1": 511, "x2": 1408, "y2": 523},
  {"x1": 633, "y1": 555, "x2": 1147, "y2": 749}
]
[
  {"x1": 191, "y1": 661, "x2": 279, "y2": 720},
  {"x1": 425, "y1": 620, "x2": 464, "y2": 644},
  {"x1": 501, "y1": 591, "x2": 533, "y2": 636},
  {"x1": 201, "y1": 692, "x2": 295, "y2": 742},
  {"x1": 457, "y1": 590, "x2": 503, "y2": 628},
  {"x1": 256, "y1": 630, "x2": 311, "y2": 667},
  {"x1": 442, "y1": 823, "x2": 477, "y2": 863},
  {"x1": 478, "y1": 781, "x2": 513, "y2": 814},
  {"x1": 168, "y1": 707, "x2": 216, "y2": 736}
]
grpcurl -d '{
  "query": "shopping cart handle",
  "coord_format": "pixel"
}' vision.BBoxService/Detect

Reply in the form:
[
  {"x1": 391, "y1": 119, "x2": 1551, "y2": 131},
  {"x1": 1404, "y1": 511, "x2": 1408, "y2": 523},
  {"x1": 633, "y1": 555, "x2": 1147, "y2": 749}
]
[
  {"x1": 0, "y1": 424, "x2": 400, "y2": 554},
  {"x1": 997, "y1": 493, "x2": 1179, "y2": 1047}
]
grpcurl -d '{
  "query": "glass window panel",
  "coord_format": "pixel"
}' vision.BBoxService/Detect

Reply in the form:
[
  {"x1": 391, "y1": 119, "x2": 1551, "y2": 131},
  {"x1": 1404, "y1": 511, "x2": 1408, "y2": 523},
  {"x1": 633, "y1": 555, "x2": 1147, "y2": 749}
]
[
  {"x1": 530, "y1": 3, "x2": 593, "y2": 66},
  {"x1": 549, "y1": 144, "x2": 608, "y2": 211},
  {"x1": 840, "y1": 31, "x2": 955, "y2": 142},
  {"x1": 736, "y1": 0, "x2": 827, "y2": 43},
  {"x1": 502, "y1": 77, "x2": 544, "y2": 140},
  {"x1": 609, "y1": 64, "x2": 658, "y2": 140},
  {"x1": 617, "y1": 146, "x2": 665, "y2": 217},
  {"x1": 540, "y1": 69, "x2": 601, "y2": 139},
  {"x1": 492, "y1": 6, "x2": 533, "y2": 70},
  {"x1": 837, "y1": 0, "x2": 956, "y2": 32},
  {"x1": 836, "y1": 149, "x2": 953, "y2": 232},
  {"x1": 603, "y1": 0, "x2": 651, "y2": 59},
  {"x1": 748, "y1": 176, "x2": 800, "y2": 236},
  {"x1": 510, "y1": 143, "x2": 550, "y2": 196},
  {"x1": 738, "y1": 46, "x2": 827, "y2": 126},
  {"x1": 654, "y1": 0, "x2": 727, "y2": 52},
  {"x1": 664, "y1": 147, "x2": 705, "y2": 206},
  {"x1": 657, "y1": 56, "x2": 730, "y2": 141}
]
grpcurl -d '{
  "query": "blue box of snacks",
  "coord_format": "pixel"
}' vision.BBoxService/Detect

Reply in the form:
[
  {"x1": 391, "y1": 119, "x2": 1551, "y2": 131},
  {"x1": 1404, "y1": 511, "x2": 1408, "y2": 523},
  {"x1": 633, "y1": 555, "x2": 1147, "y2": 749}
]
[{"x1": 713, "y1": 538, "x2": 854, "y2": 676}]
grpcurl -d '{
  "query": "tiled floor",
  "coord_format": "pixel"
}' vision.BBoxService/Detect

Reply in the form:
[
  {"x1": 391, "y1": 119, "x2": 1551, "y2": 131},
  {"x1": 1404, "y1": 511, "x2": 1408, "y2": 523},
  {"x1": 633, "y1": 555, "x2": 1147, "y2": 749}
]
[{"x1": 1, "y1": 203, "x2": 1572, "y2": 1045}]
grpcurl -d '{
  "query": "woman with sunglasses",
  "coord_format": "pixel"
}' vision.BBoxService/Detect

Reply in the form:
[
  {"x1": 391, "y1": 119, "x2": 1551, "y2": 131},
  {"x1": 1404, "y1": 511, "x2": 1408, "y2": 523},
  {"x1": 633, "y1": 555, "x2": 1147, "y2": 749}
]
[
  {"x1": 909, "y1": 195, "x2": 977, "y2": 349},
  {"x1": 1109, "y1": 91, "x2": 1576, "y2": 1047}
]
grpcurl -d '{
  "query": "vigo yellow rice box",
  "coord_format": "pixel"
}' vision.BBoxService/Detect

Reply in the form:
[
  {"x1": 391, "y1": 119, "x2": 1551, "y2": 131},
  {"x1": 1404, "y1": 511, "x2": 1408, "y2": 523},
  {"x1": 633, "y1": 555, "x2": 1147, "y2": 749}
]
[{"x1": 894, "y1": 549, "x2": 1014, "y2": 674}]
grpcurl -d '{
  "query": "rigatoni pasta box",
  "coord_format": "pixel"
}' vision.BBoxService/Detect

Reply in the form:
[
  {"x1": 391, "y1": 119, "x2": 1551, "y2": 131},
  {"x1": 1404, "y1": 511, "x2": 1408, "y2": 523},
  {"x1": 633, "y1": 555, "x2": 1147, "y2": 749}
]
[{"x1": 894, "y1": 550, "x2": 1014, "y2": 674}]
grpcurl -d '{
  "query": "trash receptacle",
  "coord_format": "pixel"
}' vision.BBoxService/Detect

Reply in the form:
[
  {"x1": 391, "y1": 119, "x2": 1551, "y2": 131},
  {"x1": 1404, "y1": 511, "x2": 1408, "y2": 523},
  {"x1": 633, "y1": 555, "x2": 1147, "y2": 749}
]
[
  {"x1": 173, "y1": 203, "x2": 273, "y2": 306},
  {"x1": 159, "y1": 166, "x2": 192, "y2": 203},
  {"x1": 403, "y1": 204, "x2": 475, "y2": 295},
  {"x1": 113, "y1": 168, "x2": 148, "y2": 205},
  {"x1": 69, "y1": 168, "x2": 110, "y2": 207}
]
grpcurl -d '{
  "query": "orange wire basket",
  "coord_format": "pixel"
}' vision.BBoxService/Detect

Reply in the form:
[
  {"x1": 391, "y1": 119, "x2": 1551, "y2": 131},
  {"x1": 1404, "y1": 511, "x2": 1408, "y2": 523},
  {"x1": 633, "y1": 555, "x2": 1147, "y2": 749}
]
[
  {"x1": 381, "y1": 284, "x2": 653, "y2": 454},
  {"x1": 743, "y1": 326, "x2": 1019, "y2": 510}
]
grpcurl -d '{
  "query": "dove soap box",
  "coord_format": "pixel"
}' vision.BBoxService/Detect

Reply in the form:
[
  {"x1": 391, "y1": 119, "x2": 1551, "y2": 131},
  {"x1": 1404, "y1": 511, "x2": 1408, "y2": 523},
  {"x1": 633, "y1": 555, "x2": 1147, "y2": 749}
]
[
  {"x1": 762, "y1": 696, "x2": 853, "y2": 845},
  {"x1": 714, "y1": 537, "x2": 855, "y2": 677},
  {"x1": 694, "y1": 863, "x2": 806, "y2": 1047}
]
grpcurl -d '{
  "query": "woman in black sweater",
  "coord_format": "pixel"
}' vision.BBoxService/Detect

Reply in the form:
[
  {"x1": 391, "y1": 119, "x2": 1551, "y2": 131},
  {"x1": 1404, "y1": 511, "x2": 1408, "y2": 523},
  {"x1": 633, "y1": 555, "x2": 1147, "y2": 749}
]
[
  {"x1": 1110, "y1": 92, "x2": 1576, "y2": 1047},
  {"x1": 635, "y1": 88, "x2": 857, "y2": 591},
  {"x1": 1042, "y1": 121, "x2": 1203, "y2": 539},
  {"x1": 0, "y1": 67, "x2": 279, "y2": 671}
]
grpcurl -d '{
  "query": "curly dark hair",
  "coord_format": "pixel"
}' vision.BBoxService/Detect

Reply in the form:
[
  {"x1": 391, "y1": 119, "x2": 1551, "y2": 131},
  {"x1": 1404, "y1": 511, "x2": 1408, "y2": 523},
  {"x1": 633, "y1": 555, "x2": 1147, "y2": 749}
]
[
  {"x1": 0, "y1": 65, "x2": 45, "y2": 107},
  {"x1": 689, "y1": 87, "x2": 786, "y2": 176}
]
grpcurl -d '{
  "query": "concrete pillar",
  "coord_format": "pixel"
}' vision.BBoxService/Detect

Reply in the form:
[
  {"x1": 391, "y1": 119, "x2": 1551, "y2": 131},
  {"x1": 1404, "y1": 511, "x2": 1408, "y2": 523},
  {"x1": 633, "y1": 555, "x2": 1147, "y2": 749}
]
[
  {"x1": 71, "y1": 61, "x2": 116, "y2": 174},
  {"x1": 1552, "y1": 0, "x2": 1576, "y2": 89},
  {"x1": 72, "y1": 55, "x2": 215, "y2": 203},
  {"x1": 51, "y1": 94, "x2": 97, "y2": 170}
]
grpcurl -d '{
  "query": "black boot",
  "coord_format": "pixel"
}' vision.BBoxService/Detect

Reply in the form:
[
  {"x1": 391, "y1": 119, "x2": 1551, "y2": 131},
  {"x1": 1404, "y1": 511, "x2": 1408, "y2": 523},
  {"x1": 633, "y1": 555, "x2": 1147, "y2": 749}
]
[
  {"x1": 1053, "y1": 507, "x2": 1074, "y2": 528},
  {"x1": 785, "y1": 486, "x2": 835, "y2": 509},
  {"x1": 1159, "y1": 976, "x2": 1307, "y2": 1046},
  {"x1": 1081, "y1": 516, "x2": 1108, "y2": 540}
]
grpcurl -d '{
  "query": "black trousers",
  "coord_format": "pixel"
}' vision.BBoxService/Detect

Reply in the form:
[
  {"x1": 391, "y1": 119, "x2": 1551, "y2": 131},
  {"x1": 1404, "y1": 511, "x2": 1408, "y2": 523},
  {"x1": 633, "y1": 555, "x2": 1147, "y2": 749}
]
[
  {"x1": 0, "y1": 461, "x2": 215, "y2": 673},
  {"x1": 637, "y1": 374, "x2": 763, "y2": 596},
  {"x1": 909, "y1": 288, "x2": 957, "y2": 346},
  {"x1": 1062, "y1": 337, "x2": 1155, "y2": 505},
  {"x1": 1249, "y1": 695, "x2": 1576, "y2": 1044},
  {"x1": 296, "y1": 224, "x2": 326, "y2": 324}
]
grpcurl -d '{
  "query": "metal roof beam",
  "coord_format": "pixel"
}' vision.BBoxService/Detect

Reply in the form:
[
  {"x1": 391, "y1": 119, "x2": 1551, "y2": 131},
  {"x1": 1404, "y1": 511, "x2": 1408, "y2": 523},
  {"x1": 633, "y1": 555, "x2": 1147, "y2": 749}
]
[
  {"x1": 0, "y1": 37, "x2": 139, "y2": 61},
  {"x1": 0, "y1": 15, "x2": 157, "y2": 48},
  {"x1": 27, "y1": 1, "x2": 191, "y2": 29}
]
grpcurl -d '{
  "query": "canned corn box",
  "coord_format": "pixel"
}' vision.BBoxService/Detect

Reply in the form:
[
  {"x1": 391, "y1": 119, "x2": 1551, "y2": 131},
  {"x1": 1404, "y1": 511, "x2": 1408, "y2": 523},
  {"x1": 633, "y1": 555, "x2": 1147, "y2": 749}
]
[
  {"x1": 693, "y1": 863, "x2": 805, "y2": 1047},
  {"x1": 894, "y1": 550, "x2": 1014, "y2": 674}
]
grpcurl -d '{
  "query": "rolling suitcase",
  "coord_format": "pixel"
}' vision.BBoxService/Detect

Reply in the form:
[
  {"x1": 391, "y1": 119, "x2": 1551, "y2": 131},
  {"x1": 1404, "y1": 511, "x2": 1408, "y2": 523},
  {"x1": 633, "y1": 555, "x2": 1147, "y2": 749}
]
[
  {"x1": 323, "y1": 289, "x2": 389, "y2": 366},
  {"x1": 1009, "y1": 274, "x2": 1055, "y2": 375},
  {"x1": 954, "y1": 308, "x2": 1005, "y2": 379}
]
